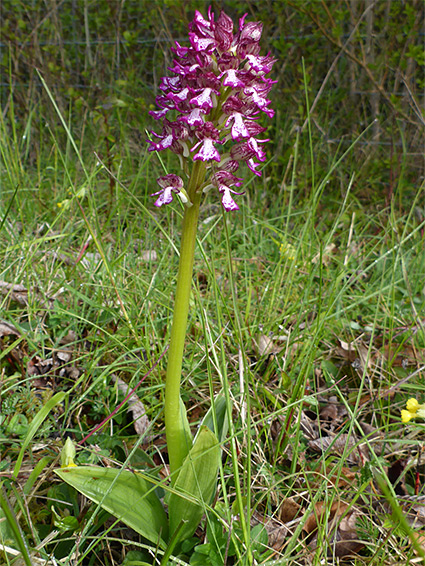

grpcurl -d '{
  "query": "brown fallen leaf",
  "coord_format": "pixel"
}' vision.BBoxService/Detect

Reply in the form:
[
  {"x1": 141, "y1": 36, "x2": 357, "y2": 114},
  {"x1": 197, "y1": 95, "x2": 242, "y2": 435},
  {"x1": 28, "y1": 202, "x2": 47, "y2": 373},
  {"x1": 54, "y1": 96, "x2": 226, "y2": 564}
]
[
  {"x1": 0, "y1": 321, "x2": 25, "y2": 373},
  {"x1": 320, "y1": 463, "x2": 359, "y2": 489},
  {"x1": 303, "y1": 500, "x2": 364, "y2": 557},
  {"x1": 251, "y1": 510, "x2": 291, "y2": 551},
  {"x1": 410, "y1": 530, "x2": 425, "y2": 557},
  {"x1": 58, "y1": 330, "x2": 77, "y2": 346},
  {"x1": 0, "y1": 281, "x2": 29, "y2": 306},
  {"x1": 256, "y1": 334, "x2": 276, "y2": 357},
  {"x1": 278, "y1": 498, "x2": 301, "y2": 523},
  {"x1": 111, "y1": 374, "x2": 151, "y2": 439},
  {"x1": 308, "y1": 434, "x2": 369, "y2": 466},
  {"x1": 336, "y1": 338, "x2": 373, "y2": 373},
  {"x1": 400, "y1": 496, "x2": 425, "y2": 529},
  {"x1": 0, "y1": 281, "x2": 58, "y2": 309},
  {"x1": 0, "y1": 320, "x2": 20, "y2": 337},
  {"x1": 27, "y1": 349, "x2": 81, "y2": 388}
]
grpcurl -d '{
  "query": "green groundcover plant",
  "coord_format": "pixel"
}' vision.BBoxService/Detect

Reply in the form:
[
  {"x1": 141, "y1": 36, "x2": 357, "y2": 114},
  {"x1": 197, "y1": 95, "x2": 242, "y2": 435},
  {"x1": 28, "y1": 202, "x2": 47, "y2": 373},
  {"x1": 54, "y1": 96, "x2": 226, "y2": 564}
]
[{"x1": 55, "y1": 5, "x2": 275, "y2": 560}]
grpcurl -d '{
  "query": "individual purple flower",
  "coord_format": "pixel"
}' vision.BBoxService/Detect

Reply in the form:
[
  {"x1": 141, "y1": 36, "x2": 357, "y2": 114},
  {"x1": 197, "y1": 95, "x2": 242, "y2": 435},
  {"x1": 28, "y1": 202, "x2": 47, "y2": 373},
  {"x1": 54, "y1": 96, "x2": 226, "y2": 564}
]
[
  {"x1": 246, "y1": 53, "x2": 276, "y2": 74},
  {"x1": 211, "y1": 170, "x2": 244, "y2": 211},
  {"x1": 148, "y1": 6, "x2": 276, "y2": 211},
  {"x1": 221, "y1": 69, "x2": 245, "y2": 89},
  {"x1": 178, "y1": 107, "x2": 205, "y2": 127},
  {"x1": 192, "y1": 138, "x2": 221, "y2": 162},
  {"x1": 191, "y1": 122, "x2": 222, "y2": 162},
  {"x1": 225, "y1": 112, "x2": 251, "y2": 141},
  {"x1": 220, "y1": 187, "x2": 242, "y2": 211},
  {"x1": 150, "y1": 175, "x2": 187, "y2": 207},
  {"x1": 149, "y1": 132, "x2": 174, "y2": 152},
  {"x1": 190, "y1": 87, "x2": 217, "y2": 112}
]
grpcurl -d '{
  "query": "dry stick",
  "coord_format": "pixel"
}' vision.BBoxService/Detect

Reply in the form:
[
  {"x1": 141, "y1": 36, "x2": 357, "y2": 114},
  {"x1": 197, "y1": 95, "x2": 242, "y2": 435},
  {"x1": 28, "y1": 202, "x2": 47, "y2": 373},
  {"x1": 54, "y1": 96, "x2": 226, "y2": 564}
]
[{"x1": 370, "y1": 365, "x2": 425, "y2": 404}]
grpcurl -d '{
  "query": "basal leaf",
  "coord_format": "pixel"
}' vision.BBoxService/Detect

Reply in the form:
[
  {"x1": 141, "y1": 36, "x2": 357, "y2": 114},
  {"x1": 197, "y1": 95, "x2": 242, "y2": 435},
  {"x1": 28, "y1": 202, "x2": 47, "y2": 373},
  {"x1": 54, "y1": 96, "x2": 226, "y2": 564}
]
[
  {"x1": 55, "y1": 466, "x2": 168, "y2": 547},
  {"x1": 199, "y1": 394, "x2": 229, "y2": 444},
  {"x1": 168, "y1": 426, "x2": 220, "y2": 543}
]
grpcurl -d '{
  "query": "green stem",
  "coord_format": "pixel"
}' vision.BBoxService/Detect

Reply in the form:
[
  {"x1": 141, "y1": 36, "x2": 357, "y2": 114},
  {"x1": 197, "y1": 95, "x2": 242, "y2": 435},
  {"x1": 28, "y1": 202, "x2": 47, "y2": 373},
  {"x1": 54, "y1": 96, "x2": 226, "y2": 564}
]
[{"x1": 165, "y1": 160, "x2": 206, "y2": 481}]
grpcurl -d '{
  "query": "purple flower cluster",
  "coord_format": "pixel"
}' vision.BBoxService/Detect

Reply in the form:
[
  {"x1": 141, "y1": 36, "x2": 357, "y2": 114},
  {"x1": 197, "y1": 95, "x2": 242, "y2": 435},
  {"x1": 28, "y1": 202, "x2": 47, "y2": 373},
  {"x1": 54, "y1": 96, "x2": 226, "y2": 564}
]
[{"x1": 149, "y1": 7, "x2": 276, "y2": 211}]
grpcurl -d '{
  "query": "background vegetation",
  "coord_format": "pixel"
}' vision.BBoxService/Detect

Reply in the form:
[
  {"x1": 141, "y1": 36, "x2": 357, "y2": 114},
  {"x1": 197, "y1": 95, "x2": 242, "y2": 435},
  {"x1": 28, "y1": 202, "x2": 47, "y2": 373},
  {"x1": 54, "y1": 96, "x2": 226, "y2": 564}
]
[{"x1": 1, "y1": 1, "x2": 424, "y2": 564}]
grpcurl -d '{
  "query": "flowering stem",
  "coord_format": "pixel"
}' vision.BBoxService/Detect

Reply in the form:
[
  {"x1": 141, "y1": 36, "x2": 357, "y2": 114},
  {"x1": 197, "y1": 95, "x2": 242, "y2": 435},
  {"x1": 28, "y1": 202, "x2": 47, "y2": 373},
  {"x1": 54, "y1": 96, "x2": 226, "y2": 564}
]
[{"x1": 165, "y1": 161, "x2": 206, "y2": 480}]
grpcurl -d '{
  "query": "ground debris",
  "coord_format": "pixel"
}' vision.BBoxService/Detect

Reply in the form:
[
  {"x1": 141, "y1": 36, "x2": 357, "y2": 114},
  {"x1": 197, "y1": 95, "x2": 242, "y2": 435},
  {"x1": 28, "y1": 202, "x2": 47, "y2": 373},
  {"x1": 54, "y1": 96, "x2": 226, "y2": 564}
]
[{"x1": 111, "y1": 374, "x2": 152, "y2": 439}]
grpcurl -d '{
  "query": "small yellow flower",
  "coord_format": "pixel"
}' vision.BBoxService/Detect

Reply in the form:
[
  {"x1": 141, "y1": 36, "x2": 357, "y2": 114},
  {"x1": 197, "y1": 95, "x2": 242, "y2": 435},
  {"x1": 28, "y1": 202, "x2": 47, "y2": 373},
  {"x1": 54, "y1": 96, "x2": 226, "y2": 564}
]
[
  {"x1": 406, "y1": 398, "x2": 419, "y2": 412},
  {"x1": 279, "y1": 241, "x2": 296, "y2": 260},
  {"x1": 401, "y1": 398, "x2": 425, "y2": 423},
  {"x1": 401, "y1": 409, "x2": 413, "y2": 423},
  {"x1": 57, "y1": 198, "x2": 70, "y2": 209}
]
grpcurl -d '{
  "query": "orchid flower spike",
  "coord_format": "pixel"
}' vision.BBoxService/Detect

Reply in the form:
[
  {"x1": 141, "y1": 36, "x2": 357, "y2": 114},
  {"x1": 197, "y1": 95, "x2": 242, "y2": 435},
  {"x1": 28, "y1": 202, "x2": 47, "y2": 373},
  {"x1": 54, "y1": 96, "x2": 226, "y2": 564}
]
[{"x1": 148, "y1": 6, "x2": 276, "y2": 211}]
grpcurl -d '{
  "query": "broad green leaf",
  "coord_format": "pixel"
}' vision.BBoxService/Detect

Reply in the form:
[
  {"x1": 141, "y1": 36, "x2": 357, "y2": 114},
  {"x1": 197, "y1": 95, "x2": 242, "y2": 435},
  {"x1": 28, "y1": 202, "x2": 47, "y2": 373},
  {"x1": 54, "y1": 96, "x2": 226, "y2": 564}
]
[
  {"x1": 199, "y1": 394, "x2": 229, "y2": 444},
  {"x1": 55, "y1": 466, "x2": 168, "y2": 547},
  {"x1": 168, "y1": 426, "x2": 220, "y2": 543}
]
